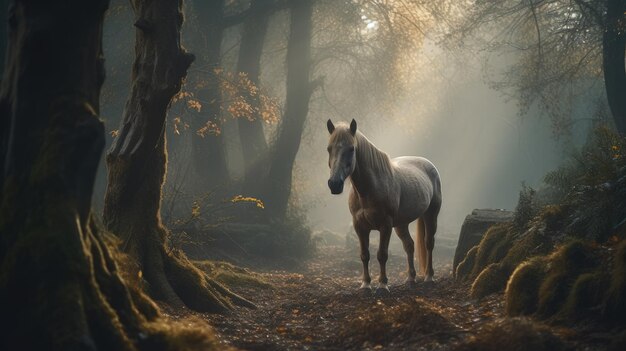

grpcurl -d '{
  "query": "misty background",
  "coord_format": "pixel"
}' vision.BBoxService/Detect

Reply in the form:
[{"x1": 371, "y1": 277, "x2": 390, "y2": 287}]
[{"x1": 96, "y1": 0, "x2": 599, "y2": 256}]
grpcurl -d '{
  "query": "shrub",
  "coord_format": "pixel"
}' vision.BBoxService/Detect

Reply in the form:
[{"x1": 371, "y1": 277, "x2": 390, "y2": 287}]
[{"x1": 513, "y1": 183, "x2": 537, "y2": 231}]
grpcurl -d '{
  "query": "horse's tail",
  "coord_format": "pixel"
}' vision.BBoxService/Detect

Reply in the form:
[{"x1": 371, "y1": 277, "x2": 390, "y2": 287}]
[{"x1": 416, "y1": 217, "x2": 428, "y2": 276}]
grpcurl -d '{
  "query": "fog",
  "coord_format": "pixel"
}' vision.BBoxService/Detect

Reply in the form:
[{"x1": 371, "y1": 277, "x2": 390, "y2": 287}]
[
  {"x1": 298, "y1": 46, "x2": 592, "y2": 243},
  {"x1": 97, "y1": 0, "x2": 597, "y2": 253}
]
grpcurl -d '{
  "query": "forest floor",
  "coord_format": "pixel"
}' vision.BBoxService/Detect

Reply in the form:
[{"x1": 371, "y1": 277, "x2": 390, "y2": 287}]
[{"x1": 163, "y1": 245, "x2": 616, "y2": 351}]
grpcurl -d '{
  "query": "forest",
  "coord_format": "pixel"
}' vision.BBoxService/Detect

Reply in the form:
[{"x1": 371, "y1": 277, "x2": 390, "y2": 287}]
[{"x1": 0, "y1": 0, "x2": 625, "y2": 350}]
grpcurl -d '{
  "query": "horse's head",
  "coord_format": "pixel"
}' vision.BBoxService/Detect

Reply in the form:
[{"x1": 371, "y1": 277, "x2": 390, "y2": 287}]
[{"x1": 326, "y1": 119, "x2": 357, "y2": 195}]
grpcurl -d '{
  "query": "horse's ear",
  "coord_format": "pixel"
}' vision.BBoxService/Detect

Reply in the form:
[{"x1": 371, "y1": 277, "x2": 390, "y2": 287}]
[
  {"x1": 350, "y1": 119, "x2": 357, "y2": 136},
  {"x1": 327, "y1": 119, "x2": 335, "y2": 134}
]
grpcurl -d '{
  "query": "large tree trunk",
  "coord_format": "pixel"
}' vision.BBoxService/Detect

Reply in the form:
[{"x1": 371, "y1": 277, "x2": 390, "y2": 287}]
[
  {"x1": 0, "y1": 1, "x2": 160, "y2": 349},
  {"x1": 237, "y1": 0, "x2": 271, "y2": 186},
  {"x1": 189, "y1": 0, "x2": 229, "y2": 188},
  {"x1": 264, "y1": 0, "x2": 315, "y2": 217},
  {"x1": 0, "y1": 0, "x2": 6, "y2": 79},
  {"x1": 104, "y1": 0, "x2": 251, "y2": 313},
  {"x1": 603, "y1": 0, "x2": 626, "y2": 135}
]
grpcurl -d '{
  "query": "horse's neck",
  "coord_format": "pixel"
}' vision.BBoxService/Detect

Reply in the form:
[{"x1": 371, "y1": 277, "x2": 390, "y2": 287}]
[{"x1": 350, "y1": 134, "x2": 392, "y2": 196}]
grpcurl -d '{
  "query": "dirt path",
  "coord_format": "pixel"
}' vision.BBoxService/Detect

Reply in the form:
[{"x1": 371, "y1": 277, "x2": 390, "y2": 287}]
[
  {"x1": 194, "y1": 247, "x2": 501, "y2": 350},
  {"x1": 168, "y1": 246, "x2": 613, "y2": 350}
]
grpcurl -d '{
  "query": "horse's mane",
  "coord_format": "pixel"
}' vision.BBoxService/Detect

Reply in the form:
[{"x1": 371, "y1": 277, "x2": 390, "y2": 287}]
[{"x1": 355, "y1": 132, "x2": 393, "y2": 178}]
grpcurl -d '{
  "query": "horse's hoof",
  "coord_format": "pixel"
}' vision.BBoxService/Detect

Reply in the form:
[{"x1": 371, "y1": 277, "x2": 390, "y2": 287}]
[
  {"x1": 423, "y1": 276, "x2": 435, "y2": 286},
  {"x1": 404, "y1": 277, "x2": 417, "y2": 287},
  {"x1": 359, "y1": 287, "x2": 372, "y2": 297},
  {"x1": 359, "y1": 282, "x2": 372, "y2": 296},
  {"x1": 375, "y1": 284, "x2": 390, "y2": 297},
  {"x1": 359, "y1": 281, "x2": 372, "y2": 290}
]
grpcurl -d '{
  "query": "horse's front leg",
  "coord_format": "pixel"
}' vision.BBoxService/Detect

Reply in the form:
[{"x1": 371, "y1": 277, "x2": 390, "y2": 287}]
[
  {"x1": 355, "y1": 224, "x2": 372, "y2": 290},
  {"x1": 376, "y1": 223, "x2": 392, "y2": 295}
]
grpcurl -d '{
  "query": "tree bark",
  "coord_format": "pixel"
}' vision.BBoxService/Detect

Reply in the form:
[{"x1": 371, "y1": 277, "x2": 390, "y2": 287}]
[
  {"x1": 237, "y1": 0, "x2": 271, "y2": 185},
  {"x1": 104, "y1": 0, "x2": 251, "y2": 313},
  {"x1": 603, "y1": 0, "x2": 626, "y2": 135},
  {"x1": 0, "y1": 0, "x2": 7, "y2": 79},
  {"x1": 0, "y1": 1, "x2": 159, "y2": 349},
  {"x1": 265, "y1": 0, "x2": 315, "y2": 217},
  {"x1": 189, "y1": 0, "x2": 229, "y2": 188}
]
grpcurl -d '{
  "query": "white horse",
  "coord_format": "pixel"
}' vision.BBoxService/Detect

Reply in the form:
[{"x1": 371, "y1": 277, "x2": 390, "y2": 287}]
[{"x1": 326, "y1": 119, "x2": 442, "y2": 294}]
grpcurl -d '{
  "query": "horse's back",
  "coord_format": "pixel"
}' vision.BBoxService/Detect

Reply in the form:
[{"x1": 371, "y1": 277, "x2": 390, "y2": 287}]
[{"x1": 391, "y1": 156, "x2": 442, "y2": 223}]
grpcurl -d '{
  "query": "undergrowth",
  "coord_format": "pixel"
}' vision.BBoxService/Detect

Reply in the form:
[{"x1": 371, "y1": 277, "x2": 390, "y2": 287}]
[{"x1": 456, "y1": 125, "x2": 626, "y2": 327}]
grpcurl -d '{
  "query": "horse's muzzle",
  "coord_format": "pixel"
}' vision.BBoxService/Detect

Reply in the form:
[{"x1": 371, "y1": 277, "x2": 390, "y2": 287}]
[{"x1": 328, "y1": 179, "x2": 344, "y2": 195}]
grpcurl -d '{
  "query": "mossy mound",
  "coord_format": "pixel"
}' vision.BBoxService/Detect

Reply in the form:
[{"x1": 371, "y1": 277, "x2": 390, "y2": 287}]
[
  {"x1": 533, "y1": 241, "x2": 599, "y2": 318},
  {"x1": 455, "y1": 246, "x2": 478, "y2": 281},
  {"x1": 194, "y1": 260, "x2": 273, "y2": 290},
  {"x1": 469, "y1": 223, "x2": 512, "y2": 279},
  {"x1": 453, "y1": 318, "x2": 566, "y2": 351},
  {"x1": 470, "y1": 263, "x2": 509, "y2": 299},
  {"x1": 505, "y1": 239, "x2": 626, "y2": 326},
  {"x1": 502, "y1": 222, "x2": 556, "y2": 268},
  {"x1": 505, "y1": 257, "x2": 548, "y2": 316},
  {"x1": 560, "y1": 272, "x2": 608, "y2": 320},
  {"x1": 460, "y1": 214, "x2": 556, "y2": 299}
]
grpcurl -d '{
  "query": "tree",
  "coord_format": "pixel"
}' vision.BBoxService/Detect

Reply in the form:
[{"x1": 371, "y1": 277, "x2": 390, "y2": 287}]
[
  {"x1": 264, "y1": 0, "x2": 316, "y2": 217},
  {"x1": 603, "y1": 0, "x2": 626, "y2": 134},
  {"x1": 0, "y1": 0, "x2": 6, "y2": 79},
  {"x1": 187, "y1": 0, "x2": 229, "y2": 188},
  {"x1": 0, "y1": 0, "x2": 161, "y2": 349},
  {"x1": 104, "y1": 0, "x2": 251, "y2": 313},
  {"x1": 237, "y1": 0, "x2": 272, "y2": 185},
  {"x1": 445, "y1": 0, "x2": 626, "y2": 136}
]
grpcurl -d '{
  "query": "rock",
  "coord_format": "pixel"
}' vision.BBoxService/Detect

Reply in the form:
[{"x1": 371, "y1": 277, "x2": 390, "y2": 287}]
[
  {"x1": 453, "y1": 209, "x2": 513, "y2": 271},
  {"x1": 312, "y1": 229, "x2": 344, "y2": 246}
]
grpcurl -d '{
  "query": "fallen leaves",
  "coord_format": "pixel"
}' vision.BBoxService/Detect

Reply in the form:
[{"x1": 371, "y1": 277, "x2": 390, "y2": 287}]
[{"x1": 195, "y1": 247, "x2": 603, "y2": 351}]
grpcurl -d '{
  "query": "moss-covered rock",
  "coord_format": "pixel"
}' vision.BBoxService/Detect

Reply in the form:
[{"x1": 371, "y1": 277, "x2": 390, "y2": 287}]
[
  {"x1": 460, "y1": 216, "x2": 557, "y2": 299},
  {"x1": 505, "y1": 257, "x2": 548, "y2": 316},
  {"x1": 453, "y1": 209, "x2": 514, "y2": 271},
  {"x1": 537, "y1": 241, "x2": 599, "y2": 318},
  {"x1": 470, "y1": 263, "x2": 509, "y2": 299},
  {"x1": 455, "y1": 245, "x2": 478, "y2": 280},
  {"x1": 502, "y1": 226, "x2": 553, "y2": 269},
  {"x1": 503, "y1": 239, "x2": 626, "y2": 325},
  {"x1": 470, "y1": 223, "x2": 512, "y2": 279},
  {"x1": 560, "y1": 272, "x2": 608, "y2": 320}
]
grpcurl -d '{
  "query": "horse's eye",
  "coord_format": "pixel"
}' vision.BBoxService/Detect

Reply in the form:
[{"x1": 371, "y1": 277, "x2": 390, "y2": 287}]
[
  {"x1": 327, "y1": 146, "x2": 332, "y2": 152},
  {"x1": 348, "y1": 146, "x2": 355, "y2": 153}
]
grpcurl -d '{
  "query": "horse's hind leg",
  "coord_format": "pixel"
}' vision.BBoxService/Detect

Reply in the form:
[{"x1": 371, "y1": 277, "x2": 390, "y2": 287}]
[
  {"x1": 355, "y1": 223, "x2": 372, "y2": 290},
  {"x1": 394, "y1": 225, "x2": 416, "y2": 284},
  {"x1": 423, "y1": 204, "x2": 440, "y2": 282}
]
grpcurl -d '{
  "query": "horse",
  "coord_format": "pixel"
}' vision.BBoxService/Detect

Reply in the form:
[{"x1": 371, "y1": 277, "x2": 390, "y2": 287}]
[{"x1": 326, "y1": 119, "x2": 442, "y2": 294}]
